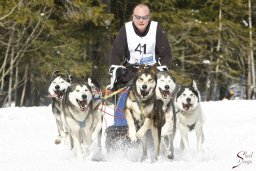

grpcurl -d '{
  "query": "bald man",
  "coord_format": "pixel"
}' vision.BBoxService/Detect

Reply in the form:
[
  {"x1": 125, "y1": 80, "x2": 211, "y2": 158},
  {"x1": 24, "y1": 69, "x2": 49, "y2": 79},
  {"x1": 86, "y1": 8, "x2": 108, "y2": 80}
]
[{"x1": 108, "y1": 3, "x2": 172, "y2": 126}]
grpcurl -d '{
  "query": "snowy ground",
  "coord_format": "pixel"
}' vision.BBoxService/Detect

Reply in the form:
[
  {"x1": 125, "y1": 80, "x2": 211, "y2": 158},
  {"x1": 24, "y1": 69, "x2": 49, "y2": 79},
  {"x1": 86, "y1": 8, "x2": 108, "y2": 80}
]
[{"x1": 0, "y1": 100, "x2": 255, "y2": 171}]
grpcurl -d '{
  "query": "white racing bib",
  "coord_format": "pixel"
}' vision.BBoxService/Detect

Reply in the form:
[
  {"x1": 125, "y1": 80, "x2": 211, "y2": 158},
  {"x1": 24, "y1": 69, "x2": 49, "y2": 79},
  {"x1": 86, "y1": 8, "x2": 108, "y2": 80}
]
[{"x1": 125, "y1": 21, "x2": 157, "y2": 65}]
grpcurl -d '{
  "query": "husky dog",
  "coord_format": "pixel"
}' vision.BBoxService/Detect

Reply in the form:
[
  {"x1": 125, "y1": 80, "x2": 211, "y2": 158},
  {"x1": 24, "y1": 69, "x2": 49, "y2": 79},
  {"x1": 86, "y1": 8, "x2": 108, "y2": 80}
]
[
  {"x1": 154, "y1": 71, "x2": 176, "y2": 159},
  {"x1": 48, "y1": 70, "x2": 71, "y2": 144},
  {"x1": 175, "y1": 80, "x2": 204, "y2": 156},
  {"x1": 124, "y1": 64, "x2": 159, "y2": 160},
  {"x1": 61, "y1": 78, "x2": 102, "y2": 159}
]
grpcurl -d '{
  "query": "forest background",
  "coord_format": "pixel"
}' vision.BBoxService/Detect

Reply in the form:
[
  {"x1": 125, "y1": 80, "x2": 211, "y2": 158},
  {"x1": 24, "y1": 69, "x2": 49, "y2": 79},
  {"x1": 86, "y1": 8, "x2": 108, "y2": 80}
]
[{"x1": 0, "y1": 0, "x2": 255, "y2": 107}]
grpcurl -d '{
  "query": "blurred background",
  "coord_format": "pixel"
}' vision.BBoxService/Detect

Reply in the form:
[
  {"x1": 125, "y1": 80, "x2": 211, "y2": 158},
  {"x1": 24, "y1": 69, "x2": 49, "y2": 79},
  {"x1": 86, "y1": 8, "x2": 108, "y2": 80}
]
[{"x1": 0, "y1": 0, "x2": 255, "y2": 107}]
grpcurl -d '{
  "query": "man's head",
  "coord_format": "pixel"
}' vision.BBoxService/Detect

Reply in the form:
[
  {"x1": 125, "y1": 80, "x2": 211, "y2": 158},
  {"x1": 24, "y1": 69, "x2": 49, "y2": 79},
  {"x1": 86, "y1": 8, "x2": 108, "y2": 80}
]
[{"x1": 132, "y1": 4, "x2": 151, "y2": 33}]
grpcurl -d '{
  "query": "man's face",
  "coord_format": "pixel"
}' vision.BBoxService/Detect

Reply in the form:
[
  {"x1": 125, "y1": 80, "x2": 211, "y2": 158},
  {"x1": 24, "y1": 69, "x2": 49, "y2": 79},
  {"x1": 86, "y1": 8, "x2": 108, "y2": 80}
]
[{"x1": 132, "y1": 6, "x2": 150, "y2": 33}]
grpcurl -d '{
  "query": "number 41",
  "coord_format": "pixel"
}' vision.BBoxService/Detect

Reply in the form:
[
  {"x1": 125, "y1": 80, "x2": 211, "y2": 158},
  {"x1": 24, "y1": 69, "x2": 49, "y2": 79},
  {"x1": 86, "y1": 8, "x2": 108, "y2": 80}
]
[{"x1": 135, "y1": 44, "x2": 146, "y2": 54}]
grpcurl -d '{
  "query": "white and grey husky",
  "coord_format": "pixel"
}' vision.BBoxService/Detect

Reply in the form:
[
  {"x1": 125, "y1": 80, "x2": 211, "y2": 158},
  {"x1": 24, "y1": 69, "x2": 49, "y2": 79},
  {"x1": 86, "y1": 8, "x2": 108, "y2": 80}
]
[
  {"x1": 124, "y1": 64, "x2": 160, "y2": 160},
  {"x1": 175, "y1": 80, "x2": 204, "y2": 158},
  {"x1": 154, "y1": 71, "x2": 177, "y2": 159},
  {"x1": 61, "y1": 78, "x2": 102, "y2": 159},
  {"x1": 48, "y1": 70, "x2": 71, "y2": 144}
]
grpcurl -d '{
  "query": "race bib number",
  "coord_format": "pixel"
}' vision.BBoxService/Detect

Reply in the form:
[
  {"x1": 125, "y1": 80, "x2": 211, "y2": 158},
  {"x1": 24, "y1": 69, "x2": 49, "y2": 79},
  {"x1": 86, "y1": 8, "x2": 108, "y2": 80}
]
[{"x1": 135, "y1": 43, "x2": 146, "y2": 54}]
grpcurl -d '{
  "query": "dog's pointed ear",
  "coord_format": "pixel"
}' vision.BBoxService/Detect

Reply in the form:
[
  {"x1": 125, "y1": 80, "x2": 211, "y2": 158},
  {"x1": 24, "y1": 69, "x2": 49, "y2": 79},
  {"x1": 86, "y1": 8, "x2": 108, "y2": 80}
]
[
  {"x1": 150, "y1": 63, "x2": 157, "y2": 75},
  {"x1": 52, "y1": 70, "x2": 60, "y2": 77},
  {"x1": 170, "y1": 72, "x2": 176, "y2": 83},
  {"x1": 191, "y1": 80, "x2": 198, "y2": 91},
  {"x1": 82, "y1": 75, "x2": 89, "y2": 81},
  {"x1": 66, "y1": 74, "x2": 72, "y2": 83},
  {"x1": 87, "y1": 77, "x2": 93, "y2": 87},
  {"x1": 138, "y1": 64, "x2": 146, "y2": 73}
]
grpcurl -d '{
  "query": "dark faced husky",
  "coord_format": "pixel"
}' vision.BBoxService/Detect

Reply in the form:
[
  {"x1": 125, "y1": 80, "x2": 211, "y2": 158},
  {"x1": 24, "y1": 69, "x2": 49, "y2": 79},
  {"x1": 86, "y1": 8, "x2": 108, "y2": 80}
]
[
  {"x1": 175, "y1": 80, "x2": 204, "y2": 158},
  {"x1": 48, "y1": 70, "x2": 71, "y2": 144},
  {"x1": 154, "y1": 71, "x2": 177, "y2": 159},
  {"x1": 124, "y1": 64, "x2": 160, "y2": 160},
  {"x1": 62, "y1": 78, "x2": 102, "y2": 159}
]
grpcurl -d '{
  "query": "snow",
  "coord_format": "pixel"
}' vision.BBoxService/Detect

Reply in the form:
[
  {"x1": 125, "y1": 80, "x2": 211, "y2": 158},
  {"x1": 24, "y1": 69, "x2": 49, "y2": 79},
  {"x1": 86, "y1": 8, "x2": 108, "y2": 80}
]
[{"x1": 0, "y1": 100, "x2": 256, "y2": 171}]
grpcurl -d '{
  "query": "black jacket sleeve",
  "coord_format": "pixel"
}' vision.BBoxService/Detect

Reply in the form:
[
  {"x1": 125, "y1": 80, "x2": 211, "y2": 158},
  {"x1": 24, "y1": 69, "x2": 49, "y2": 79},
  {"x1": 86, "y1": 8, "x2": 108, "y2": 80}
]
[
  {"x1": 110, "y1": 26, "x2": 128, "y2": 65},
  {"x1": 155, "y1": 25, "x2": 172, "y2": 69}
]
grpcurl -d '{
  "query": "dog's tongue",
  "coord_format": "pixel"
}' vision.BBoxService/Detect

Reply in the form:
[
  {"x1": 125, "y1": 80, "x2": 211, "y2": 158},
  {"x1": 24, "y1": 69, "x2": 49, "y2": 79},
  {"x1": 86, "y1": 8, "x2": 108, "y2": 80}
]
[
  {"x1": 160, "y1": 88, "x2": 171, "y2": 98},
  {"x1": 80, "y1": 100, "x2": 87, "y2": 110},
  {"x1": 54, "y1": 91, "x2": 63, "y2": 99},
  {"x1": 141, "y1": 90, "x2": 149, "y2": 97},
  {"x1": 81, "y1": 100, "x2": 87, "y2": 106},
  {"x1": 183, "y1": 103, "x2": 192, "y2": 111}
]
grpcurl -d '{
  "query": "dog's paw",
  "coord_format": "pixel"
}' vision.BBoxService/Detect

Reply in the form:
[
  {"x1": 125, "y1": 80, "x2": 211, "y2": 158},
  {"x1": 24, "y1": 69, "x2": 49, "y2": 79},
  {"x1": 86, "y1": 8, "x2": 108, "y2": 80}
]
[
  {"x1": 81, "y1": 142, "x2": 89, "y2": 153},
  {"x1": 128, "y1": 129, "x2": 137, "y2": 142},
  {"x1": 54, "y1": 135, "x2": 62, "y2": 144},
  {"x1": 76, "y1": 151, "x2": 85, "y2": 160},
  {"x1": 129, "y1": 133, "x2": 137, "y2": 142},
  {"x1": 197, "y1": 147, "x2": 204, "y2": 153},
  {"x1": 65, "y1": 135, "x2": 73, "y2": 150},
  {"x1": 136, "y1": 129, "x2": 146, "y2": 139},
  {"x1": 167, "y1": 150, "x2": 174, "y2": 160}
]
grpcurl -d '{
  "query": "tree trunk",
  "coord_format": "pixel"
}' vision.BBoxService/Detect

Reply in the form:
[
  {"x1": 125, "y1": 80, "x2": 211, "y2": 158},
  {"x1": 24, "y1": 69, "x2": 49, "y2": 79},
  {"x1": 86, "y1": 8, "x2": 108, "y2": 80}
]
[
  {"x1": 7, "y1": 46, "x2": 15, "y2": 106},
  {"x1": 212, "y1": 0, "x2": 222, "y2": 100},
  {"x1": 20, "y1": 64, "x2": 29, "y2": 106},
  {"x1": 14, "y1": 65, "x2": 19, "y2": 106},
  {"x1": 1, "y1": 31, "x2": 13, "y2": 91},
  {"x1": 247, "y1": 0, "x2": 255, "y2": 99}
]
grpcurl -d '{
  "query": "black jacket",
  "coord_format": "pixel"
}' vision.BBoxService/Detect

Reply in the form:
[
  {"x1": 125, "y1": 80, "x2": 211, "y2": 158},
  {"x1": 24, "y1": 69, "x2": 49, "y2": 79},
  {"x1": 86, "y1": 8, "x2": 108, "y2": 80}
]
[{"x1": 110, "y1": 21, "x2": 172, "y2": 82}]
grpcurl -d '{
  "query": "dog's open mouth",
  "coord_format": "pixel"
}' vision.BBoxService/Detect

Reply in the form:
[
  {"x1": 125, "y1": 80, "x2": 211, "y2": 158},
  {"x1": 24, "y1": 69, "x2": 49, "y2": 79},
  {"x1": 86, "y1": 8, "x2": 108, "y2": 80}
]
[
  {"x1": 54, "y1": 90, "x2": 64, "y2": 100},
  {"x1": 159, "y1": 88, "x2": 171, "y2": 99},
  {"x1": 140, "y1": 89, "x2": 149, "y2": 98},
  {"x1": 182, "y1": 103, "x2": 192, "y2": 111},
  {"x1": 76, "y1": 99, "x2": 87, "y2": 111}
]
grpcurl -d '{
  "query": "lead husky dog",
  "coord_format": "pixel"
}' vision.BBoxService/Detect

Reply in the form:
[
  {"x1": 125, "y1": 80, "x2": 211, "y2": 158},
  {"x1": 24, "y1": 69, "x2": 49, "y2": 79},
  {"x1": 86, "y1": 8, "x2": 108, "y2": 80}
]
[
  {"x1": 175, "y1": 80, "x2": 204, "y2": 158},
  {"x1": 124, "y1": 64, "x2": 159, "y2": 160},
  {"x1": 62, "y1": 78, "x2": 102, "y2": 159},
  {"x1": 48, "y1": 70, "x2": 71, "y2": 144},
  {"x1": 154, "y1": 71, "x2": 177, "y2": 159}
]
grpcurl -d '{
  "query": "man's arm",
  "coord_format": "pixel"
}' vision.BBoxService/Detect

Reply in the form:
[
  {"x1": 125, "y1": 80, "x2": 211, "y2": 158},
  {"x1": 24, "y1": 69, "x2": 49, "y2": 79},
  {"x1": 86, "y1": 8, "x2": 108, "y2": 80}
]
[
  {"x1": 155, "y1": 25, "x2": 172, "y2": 69},
  {"x1": 110, "y1": 26, "x2": 128, "y2": 65}
]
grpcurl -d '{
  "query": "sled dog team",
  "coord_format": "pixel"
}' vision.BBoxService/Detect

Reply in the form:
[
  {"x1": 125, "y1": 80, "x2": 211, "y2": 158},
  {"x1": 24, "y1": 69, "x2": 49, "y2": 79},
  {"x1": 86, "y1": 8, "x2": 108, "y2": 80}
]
[{"x1": 48, "y1": 65, "x2": 205, "y2": 161}]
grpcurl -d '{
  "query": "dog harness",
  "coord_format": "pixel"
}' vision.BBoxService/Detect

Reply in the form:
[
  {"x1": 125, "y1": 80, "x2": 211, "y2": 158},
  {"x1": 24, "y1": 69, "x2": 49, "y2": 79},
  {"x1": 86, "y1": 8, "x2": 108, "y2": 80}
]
[
  {"x1": 174, "y1": 108, "x2": 195, "y2": 131},
  {"x1": 131, "y1": 88, "x2": 155, "y2": 122},
  {"x1": 125, "y1": 21, "x2": 157, "y2": 65},
  {"x1": 187, "y1": 123, "x2": 195, "y2": 131}
]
